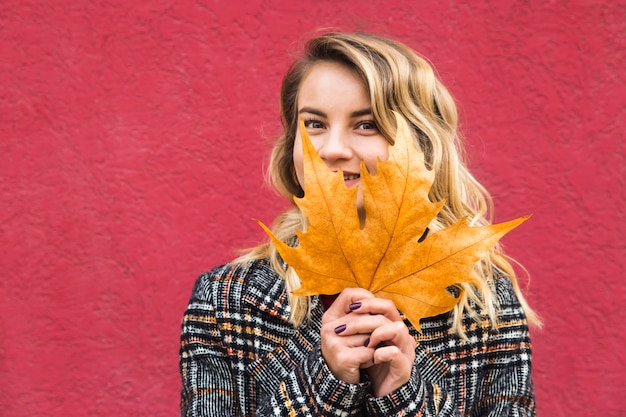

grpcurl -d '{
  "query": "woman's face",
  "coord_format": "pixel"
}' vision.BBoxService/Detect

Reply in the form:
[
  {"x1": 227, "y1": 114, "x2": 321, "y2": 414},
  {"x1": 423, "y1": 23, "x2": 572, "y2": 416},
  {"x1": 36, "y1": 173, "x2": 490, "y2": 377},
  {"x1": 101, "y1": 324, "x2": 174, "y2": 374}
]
[{"x1": 293, "y1": 61, "x2": 389, "y2": 212}]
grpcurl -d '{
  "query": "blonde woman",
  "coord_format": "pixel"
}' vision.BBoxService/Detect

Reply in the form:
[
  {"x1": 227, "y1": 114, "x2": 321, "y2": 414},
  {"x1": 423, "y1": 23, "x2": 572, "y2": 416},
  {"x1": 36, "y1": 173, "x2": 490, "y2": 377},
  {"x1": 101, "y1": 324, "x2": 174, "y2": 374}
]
[{"x1": 180, "y1": 32, "x2": 539, "y2": 416}]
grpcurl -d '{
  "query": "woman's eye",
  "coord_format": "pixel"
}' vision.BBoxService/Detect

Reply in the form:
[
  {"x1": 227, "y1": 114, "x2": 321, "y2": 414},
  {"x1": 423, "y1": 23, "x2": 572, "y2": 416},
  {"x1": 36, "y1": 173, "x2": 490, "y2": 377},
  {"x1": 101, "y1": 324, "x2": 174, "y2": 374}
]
[
  {"x1": 304, "y1": 119, "x2": 324, "y2": 129},
  {"x1": 356, "y1": 121, "x2": 378, "y2": 131}
]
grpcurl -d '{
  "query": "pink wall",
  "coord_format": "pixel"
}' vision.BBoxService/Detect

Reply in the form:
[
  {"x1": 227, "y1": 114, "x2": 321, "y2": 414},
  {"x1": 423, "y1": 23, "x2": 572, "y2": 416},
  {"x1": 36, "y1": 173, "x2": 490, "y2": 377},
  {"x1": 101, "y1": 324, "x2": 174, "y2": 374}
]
[{"x1": 1, "y1": 1, "x2": 624, "y2": 416}]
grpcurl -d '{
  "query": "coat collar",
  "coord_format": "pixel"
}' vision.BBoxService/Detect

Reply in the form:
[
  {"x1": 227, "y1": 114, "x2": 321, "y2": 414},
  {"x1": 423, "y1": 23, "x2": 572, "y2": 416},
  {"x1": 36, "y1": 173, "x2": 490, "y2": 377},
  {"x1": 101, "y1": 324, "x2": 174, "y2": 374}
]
[
  {"x1": 414, "y1": 341, "x2": 450, "y2": 386},
  {"x1": 241, "y1": 259, "x2": 293, "y2": 323}
]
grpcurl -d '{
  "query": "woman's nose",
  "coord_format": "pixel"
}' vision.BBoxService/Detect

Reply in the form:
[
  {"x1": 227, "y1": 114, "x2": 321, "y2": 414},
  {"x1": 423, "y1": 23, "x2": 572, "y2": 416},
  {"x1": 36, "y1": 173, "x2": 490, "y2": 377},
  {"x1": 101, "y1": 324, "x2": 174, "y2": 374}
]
[{"x1": 317, "y1": 129, "x2": 352, "y2": 161}]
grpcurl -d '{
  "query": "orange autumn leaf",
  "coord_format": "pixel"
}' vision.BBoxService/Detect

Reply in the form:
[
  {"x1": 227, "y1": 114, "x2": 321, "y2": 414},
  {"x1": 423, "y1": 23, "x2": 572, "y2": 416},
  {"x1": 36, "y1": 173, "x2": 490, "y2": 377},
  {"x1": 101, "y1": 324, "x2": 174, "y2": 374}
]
[{"x1": 258, "y1": 113, "x2": 528, "y2": 329}]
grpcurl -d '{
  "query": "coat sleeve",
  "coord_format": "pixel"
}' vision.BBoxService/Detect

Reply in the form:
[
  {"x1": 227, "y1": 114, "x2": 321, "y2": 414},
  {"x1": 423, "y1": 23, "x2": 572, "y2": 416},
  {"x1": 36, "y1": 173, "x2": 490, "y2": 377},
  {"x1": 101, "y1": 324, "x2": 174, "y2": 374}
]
[
  {"x1": 257, "y1": 343, "x2": 368, "y2": 416},
  {"x1": 179, "y1": 272, "x2": 240, "y2": 416},
  {"x1": 473, "y1": 277, "x2": 536, "y2": 417},
  {"x1": 364, "y1": 364, "x2": 458, "y2": 416}
]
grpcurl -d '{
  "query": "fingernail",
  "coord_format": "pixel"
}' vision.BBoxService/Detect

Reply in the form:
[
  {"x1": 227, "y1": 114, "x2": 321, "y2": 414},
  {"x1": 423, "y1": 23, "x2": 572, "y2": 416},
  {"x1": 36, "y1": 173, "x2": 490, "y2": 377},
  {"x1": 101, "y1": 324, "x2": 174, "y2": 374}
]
[
  {"x1": 364, "y1": 337, "x2": 370, "y2": 347},
  {"x1": 334, "y1": 324, "x2": 347, "y2": 334},
  {"x1": 348, "y1": 302, "x2": 362, "y2": 311}
]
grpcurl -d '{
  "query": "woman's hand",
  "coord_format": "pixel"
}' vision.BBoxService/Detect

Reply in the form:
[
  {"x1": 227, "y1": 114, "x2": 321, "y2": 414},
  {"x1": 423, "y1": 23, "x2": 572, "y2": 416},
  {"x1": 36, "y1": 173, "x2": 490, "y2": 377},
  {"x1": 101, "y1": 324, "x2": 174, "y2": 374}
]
[
  {"x1": 358, "y1": 297, "x2": 417, "y2": 397},
  {"x1": 320, "y1": 288, "x2": 416, "y2": 397},
  {"x1": 320, "y1": 288, "x2": 376, "y2": 384}
]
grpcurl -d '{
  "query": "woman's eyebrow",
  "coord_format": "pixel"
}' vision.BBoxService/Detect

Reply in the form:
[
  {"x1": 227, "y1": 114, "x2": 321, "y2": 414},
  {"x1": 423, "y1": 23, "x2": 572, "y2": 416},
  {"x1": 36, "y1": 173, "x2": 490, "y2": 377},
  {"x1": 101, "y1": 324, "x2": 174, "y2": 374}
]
[
  {"x1": 350, "y1": 108, "x2": 372, "y2": 118},
  {"x1": 299, "y1": 107, "x2": 326, "y2": 117},
  {"x1": 298, "y1": 107, "x2": 373, "y2": 118}
]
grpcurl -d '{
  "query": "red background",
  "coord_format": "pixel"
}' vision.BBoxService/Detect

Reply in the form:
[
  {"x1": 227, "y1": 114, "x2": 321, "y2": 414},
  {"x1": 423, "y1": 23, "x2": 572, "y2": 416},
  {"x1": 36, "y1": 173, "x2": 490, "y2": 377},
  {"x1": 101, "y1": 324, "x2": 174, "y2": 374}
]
[{"x1": 1, "y1": 1, "x2": 624, "y2": 416}]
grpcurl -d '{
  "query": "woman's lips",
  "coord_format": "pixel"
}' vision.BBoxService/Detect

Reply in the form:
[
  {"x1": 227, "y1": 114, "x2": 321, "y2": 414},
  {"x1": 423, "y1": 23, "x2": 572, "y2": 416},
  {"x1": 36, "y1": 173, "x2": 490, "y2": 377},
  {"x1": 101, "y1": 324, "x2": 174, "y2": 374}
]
[{"x1": 343, "y1": 172, "x2": 360, "y2": 188}]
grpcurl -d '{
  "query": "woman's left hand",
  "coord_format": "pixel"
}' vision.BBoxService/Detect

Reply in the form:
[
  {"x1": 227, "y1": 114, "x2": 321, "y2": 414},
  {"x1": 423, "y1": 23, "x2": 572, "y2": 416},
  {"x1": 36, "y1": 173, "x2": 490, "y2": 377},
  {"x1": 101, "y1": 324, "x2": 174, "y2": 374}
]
[{"x1": 353, "y1": 296, "x2": 417, "y2": 397}]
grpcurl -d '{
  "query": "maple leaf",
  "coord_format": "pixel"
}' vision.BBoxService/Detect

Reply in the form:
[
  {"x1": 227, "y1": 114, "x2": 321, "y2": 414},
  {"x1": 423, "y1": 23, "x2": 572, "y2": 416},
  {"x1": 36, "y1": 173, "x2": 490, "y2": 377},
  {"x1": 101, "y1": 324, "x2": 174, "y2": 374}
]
[{"x1": 258, "y1": 113, "x2": 528, "y2": 329}]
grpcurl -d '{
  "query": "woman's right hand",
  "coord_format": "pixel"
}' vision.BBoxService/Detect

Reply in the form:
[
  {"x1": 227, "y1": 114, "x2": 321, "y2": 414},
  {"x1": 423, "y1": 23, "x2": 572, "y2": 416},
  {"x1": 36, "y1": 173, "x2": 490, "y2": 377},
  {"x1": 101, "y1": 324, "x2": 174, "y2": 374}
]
[{"x1": 320, "y1": 288, "x2": 378, "y2": 384}]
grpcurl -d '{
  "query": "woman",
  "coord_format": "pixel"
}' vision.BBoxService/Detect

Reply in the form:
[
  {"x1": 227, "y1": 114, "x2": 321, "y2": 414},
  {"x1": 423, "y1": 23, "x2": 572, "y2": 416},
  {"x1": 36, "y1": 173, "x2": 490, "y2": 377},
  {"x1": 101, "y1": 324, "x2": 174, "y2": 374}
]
[{"x1": 180, "y1": 32, "x2": 540, "y2": 416}]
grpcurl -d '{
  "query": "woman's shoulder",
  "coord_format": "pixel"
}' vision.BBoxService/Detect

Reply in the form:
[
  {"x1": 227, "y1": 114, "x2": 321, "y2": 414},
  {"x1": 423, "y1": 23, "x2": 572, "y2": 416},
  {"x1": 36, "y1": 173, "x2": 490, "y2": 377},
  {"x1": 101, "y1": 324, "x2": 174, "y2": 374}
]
[
  {"x1": 188, "y1": 257, "x2": 292, "y2": 318},
  {"x1": 492, "y1": 271, "x2": 524, "y2": 310},
  {"x1": 189, "y1": 257, "x2": 279, "y2": 302}
]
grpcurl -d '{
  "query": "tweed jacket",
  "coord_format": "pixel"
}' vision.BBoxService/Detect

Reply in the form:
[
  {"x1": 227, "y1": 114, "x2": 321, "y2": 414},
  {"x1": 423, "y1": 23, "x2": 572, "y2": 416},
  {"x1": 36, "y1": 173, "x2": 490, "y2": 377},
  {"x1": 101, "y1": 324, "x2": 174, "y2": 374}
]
[{"x1": 179, "y1": 258, "x2": 535, "y2": 416}]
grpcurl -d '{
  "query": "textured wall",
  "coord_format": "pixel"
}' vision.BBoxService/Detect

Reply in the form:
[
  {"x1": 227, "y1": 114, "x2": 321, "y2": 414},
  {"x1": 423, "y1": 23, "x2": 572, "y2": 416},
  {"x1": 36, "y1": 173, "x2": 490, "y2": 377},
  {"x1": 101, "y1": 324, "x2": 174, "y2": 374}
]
[{"x1": 1, "y1": 1, "x2": 624, "y2": 416}]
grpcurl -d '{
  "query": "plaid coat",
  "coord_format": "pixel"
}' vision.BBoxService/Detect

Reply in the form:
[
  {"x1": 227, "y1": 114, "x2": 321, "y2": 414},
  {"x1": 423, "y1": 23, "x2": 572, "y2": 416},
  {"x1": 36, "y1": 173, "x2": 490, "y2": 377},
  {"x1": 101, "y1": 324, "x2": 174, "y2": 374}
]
[{"x1": 180, "y1": 258, "x2": 535, "y2": 416}]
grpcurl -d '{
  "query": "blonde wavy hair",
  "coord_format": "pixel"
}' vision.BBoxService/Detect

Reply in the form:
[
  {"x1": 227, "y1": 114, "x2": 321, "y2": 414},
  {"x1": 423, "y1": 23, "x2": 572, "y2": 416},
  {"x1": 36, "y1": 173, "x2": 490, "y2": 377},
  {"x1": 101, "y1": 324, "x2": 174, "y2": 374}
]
[{"x1": 237, "y1": 32, "x2": 540, "y2": 336}]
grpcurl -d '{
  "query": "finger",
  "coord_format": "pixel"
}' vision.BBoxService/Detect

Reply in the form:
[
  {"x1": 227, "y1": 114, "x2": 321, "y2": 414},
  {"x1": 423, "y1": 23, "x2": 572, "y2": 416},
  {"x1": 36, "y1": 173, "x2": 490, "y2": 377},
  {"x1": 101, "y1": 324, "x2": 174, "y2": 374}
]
[
  {"x1": 372, "y1": 345, "x2": 413, "y2": 381},
  {"x1": 327, "y1": 314, "x2": 392, "y2": 338},
  {"x1": 323, "y1": 288, "x2": 376, "y2": 322},
  {"x1": 320, "y1": 342, "x2": 376, "y2": 382},
  {"x1": 328, "y1": 331, "x2": 372, "y2": 349},
  {"x1": 373, "y1": 344, "x2": 403, "y2": 364},
  {"x1": 367, "y1": 321, "x2": 416, "y2": 356},
  {"x1": 367, "y1": 321, "x2": 412, "y2": 345},
  {"x1": 324, "y1": 344, "x2": 375, "y2": 366},
  {"x1": 349, "y1": 297, "x2": 403, "y2": 322},
  {"x1": 321, "y1": 319, "x2": 376, "y2": 349}
]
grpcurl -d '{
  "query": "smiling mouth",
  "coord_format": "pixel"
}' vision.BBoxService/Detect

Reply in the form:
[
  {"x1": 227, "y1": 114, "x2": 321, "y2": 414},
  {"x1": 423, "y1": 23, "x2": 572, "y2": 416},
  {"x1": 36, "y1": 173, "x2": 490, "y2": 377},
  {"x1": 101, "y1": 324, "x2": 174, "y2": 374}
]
[{"x1": 343, "y1": 173, "x2": 360, "y2": 181}]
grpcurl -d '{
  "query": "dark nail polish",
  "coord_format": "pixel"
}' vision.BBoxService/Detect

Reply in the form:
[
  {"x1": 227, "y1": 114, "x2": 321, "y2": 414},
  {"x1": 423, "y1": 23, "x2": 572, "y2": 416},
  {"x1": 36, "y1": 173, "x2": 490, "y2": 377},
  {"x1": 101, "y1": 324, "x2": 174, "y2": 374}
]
[
  {"x1": 348, "y1": 302, "x2": 362, "y2": 311},
  {"x1": 334, "y1": 324, "x2": 347, "y2": 334}
]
